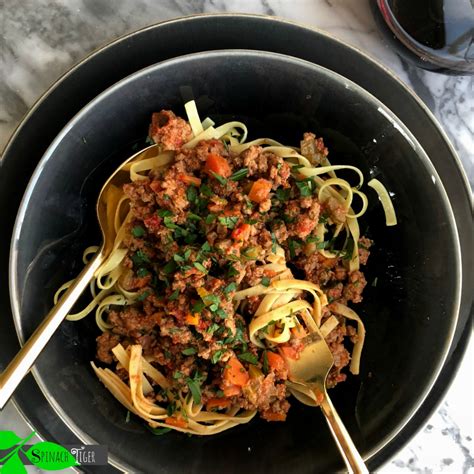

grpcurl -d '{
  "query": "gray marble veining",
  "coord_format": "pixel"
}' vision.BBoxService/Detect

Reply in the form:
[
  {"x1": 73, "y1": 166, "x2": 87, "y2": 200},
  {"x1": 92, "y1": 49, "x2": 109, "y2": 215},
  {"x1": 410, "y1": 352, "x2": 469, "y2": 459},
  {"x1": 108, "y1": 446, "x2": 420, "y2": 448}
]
[{"x1": 0, "y1": 1, "x2": 472, "y2": 473}]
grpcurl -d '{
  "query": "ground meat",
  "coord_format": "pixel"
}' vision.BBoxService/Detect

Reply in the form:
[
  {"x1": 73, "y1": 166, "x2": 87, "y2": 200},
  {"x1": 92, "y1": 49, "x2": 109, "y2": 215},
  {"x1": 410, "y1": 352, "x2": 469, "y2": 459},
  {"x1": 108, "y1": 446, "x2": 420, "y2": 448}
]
[
  {"x1": 96, "y1": 332, "x2": 121, "y2": 364},
  {"x1": 300, "y1": 132, "x2": 329, "y2": 165},
  {"x1": 108, "y1": 307, "x2": 161, "y2": 338},
  {"x1": 149, "y1": 110, "x2": 192, "y2": 150},
  {"x1": 94, "y1": 111, "x2": 373, "y2": 427},
  {"x1": 358, "y1": 236, "x2": 373, "y2": 266}
]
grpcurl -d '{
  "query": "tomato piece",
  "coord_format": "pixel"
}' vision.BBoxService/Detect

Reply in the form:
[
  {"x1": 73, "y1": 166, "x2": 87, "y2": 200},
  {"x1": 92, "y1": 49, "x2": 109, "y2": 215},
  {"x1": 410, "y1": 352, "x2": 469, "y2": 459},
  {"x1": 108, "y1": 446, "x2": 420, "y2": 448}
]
[
  {"x1": 291, "y1": 325, "x2": 307, "y2": 339},
  {"x1": 231, "y1": 223, "x2": 251, "y2": 241},
  {"x1": 178, "y1": 173, "x2": 202, "y2": 186},
  {"x1": 222, "y1": 384, "x2": 241, "y2": 397},
  {"x1": 165, "y1": 416, "x2": 188, "y2": 429},
  {"x1": 205, "y1": 153, "x2": 232, "y2": 179},
  {"x1": 266, "y1": 351, "x2": 286, "y2": 373},
  {"x1": 248, "y1": 179, "x2": 272, "y2": 203},
  {"x1": 143, "y1": 214, "x2": 161, "y2": 231},
  {"x1": 206, "y1": 398, "x2": 232, "y2": 410}
]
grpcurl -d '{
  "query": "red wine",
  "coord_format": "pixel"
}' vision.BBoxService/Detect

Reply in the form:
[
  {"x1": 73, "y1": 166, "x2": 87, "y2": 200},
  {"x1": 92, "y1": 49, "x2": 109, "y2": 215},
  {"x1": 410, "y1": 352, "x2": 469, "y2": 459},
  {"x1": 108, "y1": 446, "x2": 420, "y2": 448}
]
[{"x1": 371, "y1": 0, "x2": 474, "y2": 74}]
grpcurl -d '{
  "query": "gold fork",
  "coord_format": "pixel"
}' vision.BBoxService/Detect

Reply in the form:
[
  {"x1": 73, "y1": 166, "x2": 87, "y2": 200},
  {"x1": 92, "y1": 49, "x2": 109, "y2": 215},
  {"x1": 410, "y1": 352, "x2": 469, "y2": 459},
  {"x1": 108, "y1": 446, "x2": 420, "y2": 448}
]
[{"x1": 283, "y1": 328, "x2": 369, "y2": 474}]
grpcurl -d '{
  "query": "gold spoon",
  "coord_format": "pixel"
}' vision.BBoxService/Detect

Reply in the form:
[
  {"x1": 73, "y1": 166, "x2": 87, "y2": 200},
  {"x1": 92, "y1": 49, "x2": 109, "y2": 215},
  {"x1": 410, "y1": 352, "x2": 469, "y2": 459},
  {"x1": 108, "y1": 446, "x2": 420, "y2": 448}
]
[
  {"x1": 0, "y1": 144, "x2": 159, "y2": 409},
  {"x1": 283, "y1": 327, "x2": 369, "y2": 474}
]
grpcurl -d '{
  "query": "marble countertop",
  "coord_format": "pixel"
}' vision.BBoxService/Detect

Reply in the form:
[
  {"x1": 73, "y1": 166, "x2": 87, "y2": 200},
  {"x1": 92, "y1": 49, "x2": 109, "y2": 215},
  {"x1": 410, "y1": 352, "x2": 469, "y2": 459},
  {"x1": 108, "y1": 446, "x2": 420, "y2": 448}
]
[{"x1": 1, "y1": 1, "x2": 472, "y2": 473}]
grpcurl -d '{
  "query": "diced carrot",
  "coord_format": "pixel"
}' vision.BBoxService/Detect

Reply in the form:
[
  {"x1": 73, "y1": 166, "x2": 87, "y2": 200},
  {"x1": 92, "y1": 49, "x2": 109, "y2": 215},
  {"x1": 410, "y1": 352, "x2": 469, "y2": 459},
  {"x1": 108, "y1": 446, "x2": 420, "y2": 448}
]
[
  {"x1": 279, "y1": 345, "x2": 299, "y2": 360},
  {"x1": 185, "y1": 313, "x2": 200, "y2": 326},
  {"x1": 178, "y1": 173, "x2": 201, "y2": 186},
  {"x1": 231, "y1": 223, "x2": 251, "y2": 241},
  {"x1": 223, "y1": 357, "x2": 249, "y2": 387},
  {"x1": 206, "y1": 398, "x2": 232, "y2": 410},
  {"x1": 165, "y1": 416, "x2": 188, "y2": 429},
  {"x1": 205, "y1": 153, "x2": 232, "y2": 179},
  {"x1": 248, "y1": 179, "x2": 272, "y2": 203},
  {"x1": 262, "y1": 411, "x2": 286, "y2": 422},
  {"x1": 223, "y1": 384, "x2": 241, "y2": 397},
  {"x1": 266, "y1": 351, "x2": 286, "y2": 373},
  {"x1": 291, "y1": 325, "x2": 307, "y2": 339}
]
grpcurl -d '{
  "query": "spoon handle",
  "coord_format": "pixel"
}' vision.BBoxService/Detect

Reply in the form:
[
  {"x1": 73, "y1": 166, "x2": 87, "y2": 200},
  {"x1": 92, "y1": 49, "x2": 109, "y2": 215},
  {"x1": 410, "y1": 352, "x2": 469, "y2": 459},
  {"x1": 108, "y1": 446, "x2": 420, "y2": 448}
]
[
  {"x1": 0, "y1": 250, "x2": 104, "y2": 409},
  {"x1": 320, "y1": 393, "x2": 369, "y2": 474}
]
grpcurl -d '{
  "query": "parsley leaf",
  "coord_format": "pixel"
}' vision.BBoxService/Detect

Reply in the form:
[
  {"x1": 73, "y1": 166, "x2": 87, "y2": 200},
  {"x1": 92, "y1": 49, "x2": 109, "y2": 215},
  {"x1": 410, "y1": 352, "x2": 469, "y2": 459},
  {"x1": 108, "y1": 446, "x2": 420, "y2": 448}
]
[
  {"x1": 224, "y1": 282, "x2": 237, "y2": 295},
  {"x1": 261, "y1": 277, "x2": 271, "y2": 287},
  {"x1": 229, "y1": 168, "x2": 249, "y2": 181},
  {"x1": 186, "y1": 378, "x2": 201, "y2": 404},
  {"x1": 186, "y1": 185, "x2": 198, "y2": 204},
  {"x1": 211, "y1": 350, "x2": 224, "y2": 364},
  {"x1": 169, "y1": 289, "x2": 180, "y2": 301},
  {"x1": 182, "y1": 347, "x2": 197, "y2": 356},
  {"x1": 131, "y1": 250, "x2": 150, "y2": 266},
  {"x1": 205, "y1": 214, "x2": 216, "y2": 225},
  {"x1": 210, "y1": 171, "x2": 227, "y2": 185},
  {"x1": 275, "y1": 188, "x2": 291, "y2": 201},
  {"x1": 157, "y1": 209, "x2": 173, "y2": 218},
  {"x1": 238, "y1": 352, "x2": 258, "y2": 365},
  {"x1": 132, "y1": 225, "x2": 146, "y2": 237},
  {"x1": 148, "y1": 426, "x2": 172, "y2": 436},
  {"x1": 218, "y1": 216, "x2": 239, "y2": 229},
  {"x1": 136, "y1": 268, "x2": 149, "y2": 278},
  {"x1": 193, "y1": 262, "x2": 208, "y2": 273}
]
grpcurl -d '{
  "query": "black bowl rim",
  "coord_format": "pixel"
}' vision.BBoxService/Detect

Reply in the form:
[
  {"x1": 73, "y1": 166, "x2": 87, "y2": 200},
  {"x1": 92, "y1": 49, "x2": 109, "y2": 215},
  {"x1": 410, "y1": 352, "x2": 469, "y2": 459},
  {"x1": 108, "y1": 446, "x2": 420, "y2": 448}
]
[
  {"x1": 2, "y1": 13, "x2": 472, "y2": 196},
  {"x1": 8, "y1": 48, "x2": 462, "y2": 471}
]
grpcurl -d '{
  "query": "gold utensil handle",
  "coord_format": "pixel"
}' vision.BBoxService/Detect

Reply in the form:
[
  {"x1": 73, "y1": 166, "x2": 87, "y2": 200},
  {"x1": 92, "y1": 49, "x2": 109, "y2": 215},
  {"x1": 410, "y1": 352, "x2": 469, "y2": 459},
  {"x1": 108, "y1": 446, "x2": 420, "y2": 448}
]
[
  {"x1": 0, "y1": 250, "x2": 104, "y2": 409},
  {"x1": 320, "y1": 394, "x2": 369, "y2": 474}
]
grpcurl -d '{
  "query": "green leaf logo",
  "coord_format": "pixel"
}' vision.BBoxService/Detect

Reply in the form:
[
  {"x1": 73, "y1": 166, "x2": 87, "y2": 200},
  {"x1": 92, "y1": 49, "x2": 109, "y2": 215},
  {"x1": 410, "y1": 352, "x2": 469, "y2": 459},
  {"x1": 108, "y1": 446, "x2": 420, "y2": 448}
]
[
  {"x1": 0, "y1": 432, "x2": 22, "y2": 450},
  {"x1": 25, "y1": 442, "x2": 79, "y2": 470},
  {"x1": 1, "y1": 453, "x2": 26, "y2": 474}
]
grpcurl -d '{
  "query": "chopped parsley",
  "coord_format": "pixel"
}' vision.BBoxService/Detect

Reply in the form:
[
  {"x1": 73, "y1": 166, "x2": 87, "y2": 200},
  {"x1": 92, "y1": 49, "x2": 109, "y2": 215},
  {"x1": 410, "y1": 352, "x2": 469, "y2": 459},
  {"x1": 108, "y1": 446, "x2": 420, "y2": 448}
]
[
  {"x1": 186, "y1": 377, "x2": 201, "y2": 404},
  {"x1": 162, "y1": 261, "x2": 177, "y2": 274},
  {"x1": 200, "y1": 184, "x2": 214, "y2": 197},
  {"x1": 192, "y1": 301, "x2": 205, "y2": 313},
  {"x1": 193, "y1": 262, "x2": 208, "y2": 274},
  {"x1": 218, "y1": 216, "x2": 239, "y2": 229},
  {"x1": 137, "y1": 290, "x2": 150, "y2": 302},
  {"x1": 224, "y1": 282, "x2": 237, "y2": 295},
  {"x1": 136, "y1": 268, "x2": 149, "y2": 278},
  {"x1": 148, "y1": 427, "x2": 172, "y2": 436},
  {"x1": 229, "y1": 168, "x2": 249, "y2": 181},
  {"x1": 211, "y1": 350, "x2": 224, "y2": 364},
  {"x1": 182, "y1": 347, "x2": 197, "y2": 356},
  {"x1": 210, "y1": 171, "x2": 227, "y2": 186},
  {"x1": 317, "y1": 241, "x2": 328, "y2": 249},
  {"x1": 271, "y1": 232, "x2": 278, "y2": 254},
  {"x1": 131, "y1": 250, "x2": 150, "y2": 266},
  {"x1": 295, "y1": 178, "x2": 314, "y2": 197},
  {"x1": 238, "y1": 352, "x2": 258, "y2": 365},
  {"x1": 275, "y1": 188, "x2": 291, "y2": 201},
  {"x1": 157, "y1": 209, "x2": 173, "y2": 218},
  {"x1": 205, "y1": 213, "x2": 216, "y2": 225},
  {"x1": 261, "y1": 277, "x2": 271, "y2": 287},
  {"x1": 262, "y1": 351, "x2": 269, "y2": 374},
  {"x1": 227, "y1": 263, "x2": 239, "y2": 278},
  {"x1": 186, "y1": 185, "x2": 198, "y2": 204},
  {"x1": 169, "y1": 289, "x2": 180, "y2": 301},
  {"x1": 131, "y1": 225, "x2": 146, "y2": 237}
]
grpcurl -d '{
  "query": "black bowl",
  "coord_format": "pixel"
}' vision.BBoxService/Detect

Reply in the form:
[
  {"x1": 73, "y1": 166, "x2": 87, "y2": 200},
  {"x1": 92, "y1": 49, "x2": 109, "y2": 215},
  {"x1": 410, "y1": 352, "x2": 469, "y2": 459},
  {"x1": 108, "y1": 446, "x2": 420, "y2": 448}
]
[{"x1": 9, "y1": 50, "x2": 461, "y2": 472}]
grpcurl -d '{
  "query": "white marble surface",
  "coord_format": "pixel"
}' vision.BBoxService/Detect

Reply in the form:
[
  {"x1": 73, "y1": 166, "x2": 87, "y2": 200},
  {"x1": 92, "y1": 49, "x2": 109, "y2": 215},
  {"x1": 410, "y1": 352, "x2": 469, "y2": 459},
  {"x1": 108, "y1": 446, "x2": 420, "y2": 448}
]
[{"x1": 0, "y1": 1, "x2": 473, "y2": 473}]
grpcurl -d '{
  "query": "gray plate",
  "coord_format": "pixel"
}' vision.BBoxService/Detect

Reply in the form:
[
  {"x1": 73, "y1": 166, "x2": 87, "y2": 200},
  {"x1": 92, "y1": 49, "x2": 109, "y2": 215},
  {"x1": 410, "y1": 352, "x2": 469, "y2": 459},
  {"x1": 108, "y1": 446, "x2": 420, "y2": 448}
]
[{"x1": 1, "y1": 14, "x2": 472, "y2": 474}]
